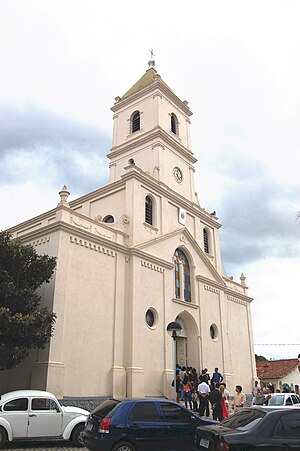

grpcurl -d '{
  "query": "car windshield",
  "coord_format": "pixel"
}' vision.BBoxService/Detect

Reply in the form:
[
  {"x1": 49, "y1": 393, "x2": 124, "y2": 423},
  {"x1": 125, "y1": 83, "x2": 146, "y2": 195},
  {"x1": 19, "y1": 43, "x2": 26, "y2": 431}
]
[
  {"x1": 268, "y1": 395, "x2": 284, "y2": 406},
  {"x1": 91, "y1": 399, "x2": 120, "y2": 418},
  {"x1": 220, "y1": 409, "x2": 265, "y2": 431}
]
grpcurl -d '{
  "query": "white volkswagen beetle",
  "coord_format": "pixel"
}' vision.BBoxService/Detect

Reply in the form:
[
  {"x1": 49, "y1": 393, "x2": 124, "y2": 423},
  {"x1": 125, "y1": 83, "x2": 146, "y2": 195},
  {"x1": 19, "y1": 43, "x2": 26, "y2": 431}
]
[{"x1": 0, "y1": 390, "x2": 89, "y2": 448}]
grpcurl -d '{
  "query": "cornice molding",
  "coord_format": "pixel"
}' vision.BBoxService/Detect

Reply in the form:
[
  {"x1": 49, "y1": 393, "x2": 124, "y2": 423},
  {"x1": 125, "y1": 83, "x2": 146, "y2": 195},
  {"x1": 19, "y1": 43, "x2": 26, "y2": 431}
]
[
  {"x1": 70, "y1": 235, "x2": 116, "y2": 258},
  {"x1": 28, "y1": 236, "x2": 51, "y2": 247},
  {"x1": 204, "y1": 284, "x2": 220, "y2": 294},
  {"x1": 111, "y1": 82, "x2": 192, "y2": 117},
  {"x1": 130, "y1": 248, "x2": 174, "y2": 269},
  {"x1": 140, "y1": 259, "x2": 164, "y2": 273},
  {"x1": 196, "y1": 274, "x2": 226, "y2": 290},
  {"x1": 224, "y1": 289, "x2": 253, "y2": 304},
  {"x1": 108, "y1": 127, "x2": 197, "y2": 164},
  {"x1": 15, "y1": 221, "x2": 131, "y2": 255}
]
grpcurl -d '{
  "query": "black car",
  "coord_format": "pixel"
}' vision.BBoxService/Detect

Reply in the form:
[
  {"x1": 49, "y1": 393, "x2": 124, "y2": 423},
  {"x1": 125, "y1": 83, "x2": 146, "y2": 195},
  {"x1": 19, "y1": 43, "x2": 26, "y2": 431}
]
[
  {"x1": 195, "y1": 406, "x2": 300, "y2": 450},
  {"x1": 83, "y1": 398, "x2": 215, "y2": 451}
]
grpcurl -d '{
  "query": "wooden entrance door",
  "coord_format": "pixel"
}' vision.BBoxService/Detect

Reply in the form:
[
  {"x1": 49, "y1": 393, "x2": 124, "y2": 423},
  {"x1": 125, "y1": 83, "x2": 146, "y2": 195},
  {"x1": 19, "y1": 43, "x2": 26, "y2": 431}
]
[{"x1": 176, "y1": 337, "x2": 187, "y2": 367}]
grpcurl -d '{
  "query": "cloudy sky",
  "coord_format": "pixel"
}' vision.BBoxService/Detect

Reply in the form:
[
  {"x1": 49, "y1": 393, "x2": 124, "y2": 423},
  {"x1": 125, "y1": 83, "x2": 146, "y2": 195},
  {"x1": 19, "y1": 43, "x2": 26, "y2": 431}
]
[{"x1": 1, "y1": 0, "x2": 300, "y2": 361}]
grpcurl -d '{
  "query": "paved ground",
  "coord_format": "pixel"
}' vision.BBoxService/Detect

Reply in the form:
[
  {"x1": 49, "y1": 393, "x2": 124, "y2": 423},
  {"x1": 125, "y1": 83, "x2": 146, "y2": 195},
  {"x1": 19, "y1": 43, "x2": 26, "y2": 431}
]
[{"x1": 2, "y1": 441, "x2": 87, "y2": 450}]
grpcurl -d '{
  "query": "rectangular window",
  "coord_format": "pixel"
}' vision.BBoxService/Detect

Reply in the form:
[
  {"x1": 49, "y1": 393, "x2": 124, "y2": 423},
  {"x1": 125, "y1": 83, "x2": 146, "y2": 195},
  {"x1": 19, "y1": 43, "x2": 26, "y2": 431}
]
[
  {"x1": 128, "y1": 402, "x2": 161, "y2": 422},
  {"x1": 160, "y1": 402, "x2": 191, "y2": 423},
  {"x1": 32, "y1": 398, "x2": 59, "y2": 411},
  {"x1": 4, "y1": 398, "x2": 28, "y2": 411}
]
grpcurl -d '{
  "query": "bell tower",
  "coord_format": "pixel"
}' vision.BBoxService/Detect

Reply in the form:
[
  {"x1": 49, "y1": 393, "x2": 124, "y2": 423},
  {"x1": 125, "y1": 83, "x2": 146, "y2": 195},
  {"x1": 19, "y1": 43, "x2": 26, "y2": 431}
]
[{"x1": 108, "y1": 60, "x2": 198, "y2": 203}]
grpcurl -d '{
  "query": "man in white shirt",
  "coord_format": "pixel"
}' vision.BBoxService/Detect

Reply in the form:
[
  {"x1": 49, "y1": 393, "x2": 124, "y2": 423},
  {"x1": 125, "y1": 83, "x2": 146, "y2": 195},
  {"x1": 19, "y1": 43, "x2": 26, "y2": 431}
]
[
  {"x1": 197, "y1": 376, "x2": 211, "y2": 416},
  {"x1": 232, "y1": 385, "x2": 246, "y2": 413}
]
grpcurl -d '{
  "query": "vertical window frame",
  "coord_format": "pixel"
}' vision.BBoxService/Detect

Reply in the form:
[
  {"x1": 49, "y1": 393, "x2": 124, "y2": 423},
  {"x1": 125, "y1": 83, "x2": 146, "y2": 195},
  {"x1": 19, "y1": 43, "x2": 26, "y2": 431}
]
[
  {"x1": 145, "y1": 195, "x2": 153, "y2": 225},
  {"x1": 131, "y1": 111, "x2": 141, "y2": 133},
  {"x1": 173, "y1": 249, "x2": 191, "y2": 302},
  {"x1": 171, "y1": 113, "x2": 177, "y2": 134},
  {"x1": 203, "y1": 228, "x2": 209, "y2": 254}
]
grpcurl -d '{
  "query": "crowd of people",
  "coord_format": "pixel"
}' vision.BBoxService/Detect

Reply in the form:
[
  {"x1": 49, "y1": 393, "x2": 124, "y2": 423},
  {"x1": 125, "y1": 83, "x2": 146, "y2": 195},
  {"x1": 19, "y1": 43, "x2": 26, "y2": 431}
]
[
  {"x1": 173, "y1": 365, "x2": 245, "y2": 421},
  {"x1": 173, "y1": 365, "x2": 300, "y2": 421}
]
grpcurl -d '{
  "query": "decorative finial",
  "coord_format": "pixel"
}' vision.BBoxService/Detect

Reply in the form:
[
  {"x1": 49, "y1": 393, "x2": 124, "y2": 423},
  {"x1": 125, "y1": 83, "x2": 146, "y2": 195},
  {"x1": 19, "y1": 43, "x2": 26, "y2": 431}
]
[
  {"x1": 58, "y1": 185, "x2": 70, "y2": 205},
  {"x1": 240, "y1": 273, "x2": 246, "y2": 285},
  {"x1": 148, "y1": 49, "x2": 156, "y2": 68}
]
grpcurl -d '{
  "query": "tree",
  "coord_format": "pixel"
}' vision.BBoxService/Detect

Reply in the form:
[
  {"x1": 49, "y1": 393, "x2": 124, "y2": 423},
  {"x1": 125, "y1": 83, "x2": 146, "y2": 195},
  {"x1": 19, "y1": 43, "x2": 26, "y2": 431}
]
[
  {"x1": 0, "y1": 231, "x2": 57, "y2": 370},
  {"x1": 255, "y1": 354, "x2": 268, "y2": 362}
]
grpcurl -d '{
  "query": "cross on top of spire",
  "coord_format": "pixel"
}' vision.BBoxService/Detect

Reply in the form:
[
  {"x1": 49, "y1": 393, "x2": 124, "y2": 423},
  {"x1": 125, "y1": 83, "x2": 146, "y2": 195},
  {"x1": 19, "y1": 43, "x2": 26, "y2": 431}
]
[{"x1": 148, "y1": 49, "x2": 156, "y2": 68}]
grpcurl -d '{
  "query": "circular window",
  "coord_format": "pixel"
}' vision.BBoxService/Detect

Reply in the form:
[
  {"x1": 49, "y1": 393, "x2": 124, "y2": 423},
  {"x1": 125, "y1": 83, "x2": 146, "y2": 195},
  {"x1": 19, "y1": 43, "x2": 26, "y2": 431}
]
[
  {"x1": 146, "y1": 308, "x2": 157, "y2": 328},
  {"x1": 103, "y1": 215, "x2": 114, "y2": 223},
  {"x1": 210, "y1": 323, "x2": 218, "y2": 341}
]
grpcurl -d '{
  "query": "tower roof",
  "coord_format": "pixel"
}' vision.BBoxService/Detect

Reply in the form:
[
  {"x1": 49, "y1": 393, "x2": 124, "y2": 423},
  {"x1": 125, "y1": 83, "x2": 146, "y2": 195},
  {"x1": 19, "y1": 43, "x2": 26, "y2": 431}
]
[
  {"x1": 118, "y1": 66, "x2": 191, "y2": 115},
  {"x1": 121, "y1": 67, "x2": 159, "y2": 100}
]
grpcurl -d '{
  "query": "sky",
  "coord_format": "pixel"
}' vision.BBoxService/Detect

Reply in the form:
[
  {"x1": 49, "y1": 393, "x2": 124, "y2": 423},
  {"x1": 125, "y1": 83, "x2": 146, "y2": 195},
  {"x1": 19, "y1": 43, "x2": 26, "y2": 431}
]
[{"x1": 1, "y1": 0, "x2": 299, "y2": 361}]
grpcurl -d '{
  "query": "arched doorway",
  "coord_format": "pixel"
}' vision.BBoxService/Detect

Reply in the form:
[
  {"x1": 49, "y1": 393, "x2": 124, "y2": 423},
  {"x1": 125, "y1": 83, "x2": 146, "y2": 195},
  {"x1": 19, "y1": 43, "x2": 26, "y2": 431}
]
[{"x1": 175, "y1": 313, "x2": 199, "y2": 370}]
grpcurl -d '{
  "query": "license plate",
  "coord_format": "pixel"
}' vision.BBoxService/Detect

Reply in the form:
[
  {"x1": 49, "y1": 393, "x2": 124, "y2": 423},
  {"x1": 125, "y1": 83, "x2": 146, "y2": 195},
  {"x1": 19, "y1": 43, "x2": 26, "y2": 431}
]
[
  {"x1": 200, "y1": 437, "x2": 210, "y2": 448},
  {"x1": 85, "y1": 422, "x2": 93, "y2": 431}
]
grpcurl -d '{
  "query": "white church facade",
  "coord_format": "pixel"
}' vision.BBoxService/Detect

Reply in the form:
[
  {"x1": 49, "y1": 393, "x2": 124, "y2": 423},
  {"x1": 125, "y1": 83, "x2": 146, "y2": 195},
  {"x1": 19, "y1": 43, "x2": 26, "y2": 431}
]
[{"x1": 1, "y1": 62, "x2": 257, "y2": 399}]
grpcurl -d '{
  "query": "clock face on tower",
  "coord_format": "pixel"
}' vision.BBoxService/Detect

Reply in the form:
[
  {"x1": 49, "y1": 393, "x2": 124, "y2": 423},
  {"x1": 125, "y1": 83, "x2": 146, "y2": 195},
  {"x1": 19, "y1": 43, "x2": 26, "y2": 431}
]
[{"x1": 173, "y1": 166, "x2": 183, "y2": 183}]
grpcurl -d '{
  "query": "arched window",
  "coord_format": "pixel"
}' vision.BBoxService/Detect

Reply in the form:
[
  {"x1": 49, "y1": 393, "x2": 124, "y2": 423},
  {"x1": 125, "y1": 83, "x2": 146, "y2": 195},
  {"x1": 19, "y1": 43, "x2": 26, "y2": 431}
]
[
  {"x1": 174, "y1": 249, "x2": 191, "y2": 302},
  {"x1": 132, "y1": 111, "x2": 140, "y2": 133},
  {"x1": 145, "y1": 196, "x2": 153, "y2": 225},
  {"x1": 171, "y1": 113, "x2": 178, "y2": 134},
  {"x1": 103, "y1": 215, "x2": 114, "y2": 223},
  {"x1": 203, "y1": 228, "x2": 209, "y2": 254}
]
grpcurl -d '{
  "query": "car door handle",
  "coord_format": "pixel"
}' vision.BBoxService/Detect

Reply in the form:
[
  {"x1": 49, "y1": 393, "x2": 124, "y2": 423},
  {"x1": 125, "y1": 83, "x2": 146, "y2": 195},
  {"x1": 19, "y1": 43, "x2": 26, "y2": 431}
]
[
  {"x1": 129, "y1": 424, "x2": 139, "y2": 429},
  {"x1": 29, "y1": 414, "x2": 37, "y2": 417}
]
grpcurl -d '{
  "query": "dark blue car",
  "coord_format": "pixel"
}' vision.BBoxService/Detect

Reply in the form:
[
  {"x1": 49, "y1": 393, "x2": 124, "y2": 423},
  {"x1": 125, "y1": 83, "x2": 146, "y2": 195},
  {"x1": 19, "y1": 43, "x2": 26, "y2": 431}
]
[{"x1": 83, "y1": 398, "x2": 215, "y2": 451}]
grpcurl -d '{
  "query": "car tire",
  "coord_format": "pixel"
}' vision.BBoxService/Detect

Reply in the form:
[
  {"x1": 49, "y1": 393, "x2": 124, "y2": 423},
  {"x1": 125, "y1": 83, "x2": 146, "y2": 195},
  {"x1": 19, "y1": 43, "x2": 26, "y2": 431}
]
[
  {"x1": 112, "y1": 441, "x2": 136, "y2": 451},
  {"x1": 71, "y1": 423, "x2": 85, "y2": 447},
  {"x1": 0, "y1": 427, "x2": 7, "y2": 449}
]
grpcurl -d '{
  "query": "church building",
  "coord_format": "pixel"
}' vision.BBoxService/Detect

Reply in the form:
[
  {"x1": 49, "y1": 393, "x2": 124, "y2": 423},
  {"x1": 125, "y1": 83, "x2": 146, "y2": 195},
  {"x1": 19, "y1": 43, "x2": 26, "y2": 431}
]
[{"x1": 2, "y1": 61, "x2": 257, "y2": 399}]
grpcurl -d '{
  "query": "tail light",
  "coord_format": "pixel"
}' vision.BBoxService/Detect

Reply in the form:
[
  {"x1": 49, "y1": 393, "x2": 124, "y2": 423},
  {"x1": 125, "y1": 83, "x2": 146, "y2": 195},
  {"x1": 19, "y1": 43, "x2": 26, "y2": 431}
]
[
  {"x1": 99, "y1": 417, "x2": 111, "y2": 433},
  {"x1": 216, "y1": 440, "x2": 229, "y2": 451},
  {"x1": 221, "y1": 440, "x2": 229, "y2": 451}
]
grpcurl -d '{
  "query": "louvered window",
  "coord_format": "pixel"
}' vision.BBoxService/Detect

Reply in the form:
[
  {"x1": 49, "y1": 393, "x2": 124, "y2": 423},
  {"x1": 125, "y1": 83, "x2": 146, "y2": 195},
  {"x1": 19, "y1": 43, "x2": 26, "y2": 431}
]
[
  {"x1": 145, "y1": 196, "x2": 153, "y2": 225},
  {"x1": 132, "y1": 111, "x2": 140, "y2": 133},
  {"x1": 171, "y1": 113, "x2": 177, "y2": 134},
  {"x1": 203, "y1": 229, "x2": 209, "y2": 254}
]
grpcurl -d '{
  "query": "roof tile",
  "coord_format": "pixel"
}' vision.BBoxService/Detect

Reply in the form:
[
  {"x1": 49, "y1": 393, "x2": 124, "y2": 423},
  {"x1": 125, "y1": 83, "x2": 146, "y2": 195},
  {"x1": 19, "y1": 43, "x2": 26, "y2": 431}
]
[{"x1": 256, "y1": 358, "x2": 299, "y2": 379}]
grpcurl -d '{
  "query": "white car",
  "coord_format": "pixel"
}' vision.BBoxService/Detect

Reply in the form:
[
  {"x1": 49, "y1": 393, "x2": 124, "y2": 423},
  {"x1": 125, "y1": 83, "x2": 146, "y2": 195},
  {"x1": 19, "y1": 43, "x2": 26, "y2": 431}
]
[
  {"x1": 267, "y1": 393, "x2": 300, "y2": 407},
  {"x1": 252, "y1": 392, "x2": 300, "y2": 407},
  {"x1": 0, "y1": 390, "x2": 89, "y2": 448}
]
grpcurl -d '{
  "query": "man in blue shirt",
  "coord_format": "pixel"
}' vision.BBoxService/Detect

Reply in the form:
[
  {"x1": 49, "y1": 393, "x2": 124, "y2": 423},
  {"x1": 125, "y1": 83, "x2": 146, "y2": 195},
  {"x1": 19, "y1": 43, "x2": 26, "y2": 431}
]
[{"x1": 211, "y1": 367, "x2": 223, "y2": 388}]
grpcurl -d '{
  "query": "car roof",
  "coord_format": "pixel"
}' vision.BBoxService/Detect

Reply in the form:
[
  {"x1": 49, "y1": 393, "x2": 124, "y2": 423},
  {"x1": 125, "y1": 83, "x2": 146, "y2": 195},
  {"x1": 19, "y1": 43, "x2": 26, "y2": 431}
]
[
  {"x1": 264, "y1": 393, "x2": 298, "y2": 398},
  {"x1": 274, "y1": 393, "x2": 298, "y2": 397},
  {"x1": 117, "y1": 398, "x2": 180, "y2": 404},
  {"x1": 251, "y1": 405, "x2": 300, "y2": 413},
  {"x1": 0, "y1": 390, "x2": 57, "y2": 403}
]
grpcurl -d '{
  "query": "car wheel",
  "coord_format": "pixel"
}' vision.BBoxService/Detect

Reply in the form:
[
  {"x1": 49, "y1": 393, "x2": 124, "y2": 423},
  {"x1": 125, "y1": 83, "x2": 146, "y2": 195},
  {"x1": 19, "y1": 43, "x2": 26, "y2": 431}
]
[
  {"x1": 0, "y1": 427, "x2": 7, "y2": 449},
  {"x1": 112, "y1": 441, "x2": 136, "y2": 451},
  {"x1": 71, "y1": 423, "x2": 85, "y2": 447}
]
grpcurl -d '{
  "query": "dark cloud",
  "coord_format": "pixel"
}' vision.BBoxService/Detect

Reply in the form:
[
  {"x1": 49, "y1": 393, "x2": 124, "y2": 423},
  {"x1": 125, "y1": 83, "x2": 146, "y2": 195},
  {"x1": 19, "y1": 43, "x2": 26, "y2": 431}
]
[
  {"x1": 217, "y1": 163, "x2": 300, "y2": 271},
  {"x1": 0, "y1": 104, "x2": 110, "y2": 194},
  {"x1": 198, "y1": 146, "x2": 300, "y2": 275}
]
